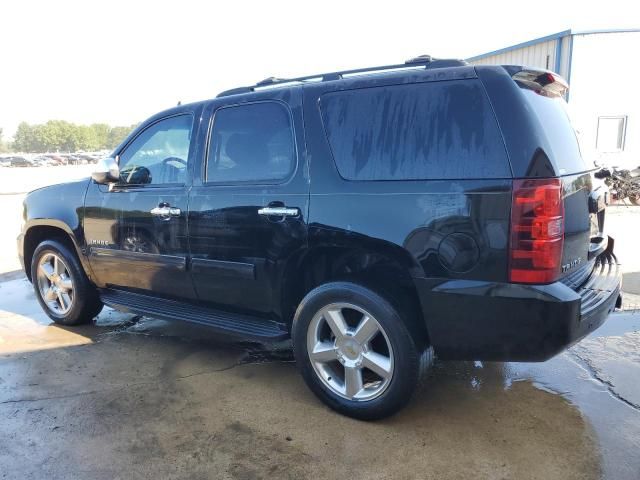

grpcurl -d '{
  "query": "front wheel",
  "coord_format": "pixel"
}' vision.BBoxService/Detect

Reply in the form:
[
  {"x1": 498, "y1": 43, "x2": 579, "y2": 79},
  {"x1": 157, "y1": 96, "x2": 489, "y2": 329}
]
[
  {"x1": 31, "y1": 240, "x2": 103, "y2": 326},
  {"x1": 292, "y1": 282, "x2": 421, "y2": 420}
]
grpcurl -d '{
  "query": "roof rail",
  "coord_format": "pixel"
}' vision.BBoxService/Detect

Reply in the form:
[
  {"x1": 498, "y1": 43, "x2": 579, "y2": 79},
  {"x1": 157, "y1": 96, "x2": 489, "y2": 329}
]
[{"x1": 216, "y1": 56, "x2": 468, "y2": 97}]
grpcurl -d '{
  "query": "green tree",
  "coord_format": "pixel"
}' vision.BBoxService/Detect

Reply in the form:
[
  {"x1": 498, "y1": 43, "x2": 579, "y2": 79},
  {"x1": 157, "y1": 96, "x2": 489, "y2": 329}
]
[
  {"x1": 91, "y1": 123, "x2": 110, "y2": 149},
  {"x1": 11, "y1": 120, "x2": 137, "y2": 152},
  {"x1": 75, "y1": 125, "x2": 100, "y2": 151},
  {"x1": 40, "y1": 120, "x2": 70, "y2": 152},
  {"x1": 13, "y1": 122, "x2": 39, "y2": 152},
  {"x1": 106, "y1": 125, "x2": 135, "y2": 149}
]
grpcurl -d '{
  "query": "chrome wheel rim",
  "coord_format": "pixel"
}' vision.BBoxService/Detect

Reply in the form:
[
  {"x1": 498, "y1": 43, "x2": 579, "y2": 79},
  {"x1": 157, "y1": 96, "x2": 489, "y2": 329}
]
[
  {"x1": 307, "y1": 303, "x2": 394, "y2": 401},
  {"x1": 36, "y1": 253, "x2": 74, "y2": 315}
]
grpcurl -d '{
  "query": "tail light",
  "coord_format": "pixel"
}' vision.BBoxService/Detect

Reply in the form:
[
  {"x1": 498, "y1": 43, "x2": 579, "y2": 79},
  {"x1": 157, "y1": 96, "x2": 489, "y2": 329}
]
[
  {"x1": 509, "y1": 178, "x2": 564, "y2": 283},
  {"x1": 512, "y1": 69, "x2": 569, "y2": 98}
]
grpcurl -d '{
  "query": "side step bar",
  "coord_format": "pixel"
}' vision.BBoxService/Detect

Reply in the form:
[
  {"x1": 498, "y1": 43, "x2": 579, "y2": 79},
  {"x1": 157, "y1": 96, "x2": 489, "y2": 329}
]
[{"x1": 99, "y1": 289, "x2": 289, "y2": 342}]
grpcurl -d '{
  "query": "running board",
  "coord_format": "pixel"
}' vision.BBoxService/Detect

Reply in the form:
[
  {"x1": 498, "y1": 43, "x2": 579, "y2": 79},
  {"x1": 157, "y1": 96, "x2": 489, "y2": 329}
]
[{"x1": 99, "y1": 289, "x2": 289, "y2": 342}]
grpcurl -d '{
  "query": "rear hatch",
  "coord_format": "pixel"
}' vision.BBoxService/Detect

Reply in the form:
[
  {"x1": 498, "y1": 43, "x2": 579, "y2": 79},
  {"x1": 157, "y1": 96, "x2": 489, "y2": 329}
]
[
  {"x1": 496, "y1": 67, "x2": 607, "y2": 285},
  {"x1": 518, "y1": 79, "x2": 606, "y2": 283}
]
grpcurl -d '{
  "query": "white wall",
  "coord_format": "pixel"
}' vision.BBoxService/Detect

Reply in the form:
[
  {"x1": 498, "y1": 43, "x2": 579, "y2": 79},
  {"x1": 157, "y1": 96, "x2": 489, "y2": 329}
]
[{"x1": 567, "y1": 32, "x2": 640, "y2": 170}]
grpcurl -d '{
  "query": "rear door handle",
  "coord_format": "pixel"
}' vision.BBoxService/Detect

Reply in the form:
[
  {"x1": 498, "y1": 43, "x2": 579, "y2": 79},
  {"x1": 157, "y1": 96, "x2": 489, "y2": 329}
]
[
  {"x1": 257, "y1": 206, "x2": 300, "y2": 217},
  {"x1": 150, "y1": 205, "x2": 181, "y2": 218}
]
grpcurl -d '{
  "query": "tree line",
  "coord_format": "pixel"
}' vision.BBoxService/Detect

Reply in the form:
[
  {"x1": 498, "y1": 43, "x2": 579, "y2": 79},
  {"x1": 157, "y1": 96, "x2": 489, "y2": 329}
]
[{"x1": 1, "y1": 121, "x2": 138, "y2": 153}]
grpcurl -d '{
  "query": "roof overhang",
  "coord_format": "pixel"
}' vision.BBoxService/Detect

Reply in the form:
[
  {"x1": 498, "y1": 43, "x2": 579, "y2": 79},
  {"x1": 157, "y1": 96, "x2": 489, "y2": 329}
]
[{"x1": 466, "y1": 28, "x2": 640, "y2": 62}]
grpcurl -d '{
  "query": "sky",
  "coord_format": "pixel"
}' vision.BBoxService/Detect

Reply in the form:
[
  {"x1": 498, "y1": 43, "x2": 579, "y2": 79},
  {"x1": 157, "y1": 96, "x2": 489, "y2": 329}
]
[{"x1": 1, "y1": 0, "x2": 638, "y2": 139}]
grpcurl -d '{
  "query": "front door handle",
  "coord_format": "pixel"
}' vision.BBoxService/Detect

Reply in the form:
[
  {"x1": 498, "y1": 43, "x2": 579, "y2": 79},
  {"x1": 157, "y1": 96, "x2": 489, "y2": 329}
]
[
  {"x1": 150, "y1": 205, "x2": 181, "y2": 218},
  {"x1": 257, "y1": 206, "x2": 300, "y2": 217}
]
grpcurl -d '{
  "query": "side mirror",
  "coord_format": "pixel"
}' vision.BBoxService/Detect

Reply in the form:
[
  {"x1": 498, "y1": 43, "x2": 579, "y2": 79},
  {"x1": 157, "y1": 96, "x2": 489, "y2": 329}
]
[{"x1": 91, "y1": 156, "x2": 120, "y2": 184}]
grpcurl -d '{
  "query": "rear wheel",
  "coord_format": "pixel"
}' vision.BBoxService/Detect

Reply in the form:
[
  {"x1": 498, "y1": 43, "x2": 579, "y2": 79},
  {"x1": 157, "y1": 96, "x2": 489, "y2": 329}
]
[
  {"x1": 31, "y1": 240, "x2": 103, "y2": 325},
  {"x1": 629, "y1": 193, "x2": 640, "y2": 206},
  {"x1": 292, "y1": 282, "x2": 421, "y2": 420}
]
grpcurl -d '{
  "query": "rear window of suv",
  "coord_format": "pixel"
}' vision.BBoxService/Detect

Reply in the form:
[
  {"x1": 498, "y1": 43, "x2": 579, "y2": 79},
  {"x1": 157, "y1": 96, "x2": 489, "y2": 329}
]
[
  {"x1": 519, "y1": 88, "x2": 594, "y2": 174},
  {"x1": 320, "y1": 80, "x2": 511, "y2": 181}
]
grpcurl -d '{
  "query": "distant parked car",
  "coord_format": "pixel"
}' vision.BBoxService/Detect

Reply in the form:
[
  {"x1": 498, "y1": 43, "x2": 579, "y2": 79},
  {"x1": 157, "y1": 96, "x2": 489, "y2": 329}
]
[
  {"x1": 65, "y1": 155, "x2": 87, "y2": 165},
  {"x1": 33, "y1": 156, "x2": 55, "y2": 167},
  {"x1": 48, "y1": 155, "x2": 65, "y2": 165},
  {"x1": 7, "y1": 156, "x2": 33, "y2": 167}
]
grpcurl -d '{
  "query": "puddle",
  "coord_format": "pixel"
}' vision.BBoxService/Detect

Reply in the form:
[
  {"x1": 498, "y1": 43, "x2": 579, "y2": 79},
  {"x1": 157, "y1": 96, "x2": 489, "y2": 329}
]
[{"x1": 500, "y1": 312, "x2": 640, "y2": 480}]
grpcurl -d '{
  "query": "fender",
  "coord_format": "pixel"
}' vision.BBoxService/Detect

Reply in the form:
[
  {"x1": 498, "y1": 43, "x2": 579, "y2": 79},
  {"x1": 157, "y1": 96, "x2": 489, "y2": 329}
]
[{"x1": 19, "y1": 178, "x2": 94, "y2": 281}]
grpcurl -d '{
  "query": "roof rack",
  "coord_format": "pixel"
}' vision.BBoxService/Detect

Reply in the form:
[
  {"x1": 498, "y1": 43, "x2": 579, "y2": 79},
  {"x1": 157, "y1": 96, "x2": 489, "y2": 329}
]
[{"x1": 216, "y1": 56, "x2": 468, "y2": 97}]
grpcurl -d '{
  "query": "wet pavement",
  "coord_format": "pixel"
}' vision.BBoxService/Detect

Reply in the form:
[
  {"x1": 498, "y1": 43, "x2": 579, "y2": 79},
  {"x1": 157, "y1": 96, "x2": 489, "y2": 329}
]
[{"x1": 1, "y1": 276, "x2": 639, "y2": 480}]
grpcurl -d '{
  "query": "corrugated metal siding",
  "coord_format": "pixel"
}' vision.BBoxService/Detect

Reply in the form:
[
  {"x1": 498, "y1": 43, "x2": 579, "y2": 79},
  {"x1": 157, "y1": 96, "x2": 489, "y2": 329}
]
[
  {"x1": 470, "y1": 39, "x2": 558, "y2": 72},
  {"x1": 469, "y1": 31, "x2": 640, "y2": 169},
  {"x1": 558, "y1": 36, "x2": 571, "y2": 78}
]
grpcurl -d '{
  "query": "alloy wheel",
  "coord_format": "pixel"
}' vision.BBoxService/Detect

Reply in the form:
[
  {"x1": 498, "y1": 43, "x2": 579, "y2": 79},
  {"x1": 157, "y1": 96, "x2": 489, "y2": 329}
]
[
  {"x1": 307, "y1": 302, "x2": 394, "y2": 401},
  {"x1": 36, "y1": 253, "x2": 75, "y2": 315}
]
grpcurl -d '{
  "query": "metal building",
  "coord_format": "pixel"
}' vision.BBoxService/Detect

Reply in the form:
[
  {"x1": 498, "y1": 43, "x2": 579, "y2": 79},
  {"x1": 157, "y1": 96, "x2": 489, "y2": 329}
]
[{"x1": 468, "y1": 29, "x2": 640, "y2": 169}]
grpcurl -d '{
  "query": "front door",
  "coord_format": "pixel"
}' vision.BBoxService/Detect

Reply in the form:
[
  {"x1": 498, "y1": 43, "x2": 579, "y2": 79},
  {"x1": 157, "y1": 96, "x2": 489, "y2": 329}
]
[
  {"x1": 188, "y1": 91, "x2": 309, "y2": 318},
  {"x1": 84, "y1": 111, "x2": 199, "y2": 300}
]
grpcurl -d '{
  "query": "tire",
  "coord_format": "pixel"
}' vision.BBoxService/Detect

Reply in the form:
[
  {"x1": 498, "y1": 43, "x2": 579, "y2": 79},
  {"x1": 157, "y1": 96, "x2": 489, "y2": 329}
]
[
  {"x1": 629, "y1": 194, "x2": 640, "y2": 206},
  {"x1": 31, "y1": 239, "x2": 103, "y2": 326},
  {"x1": 292, "y1": 281, "x2": 421, "y2": 420}
]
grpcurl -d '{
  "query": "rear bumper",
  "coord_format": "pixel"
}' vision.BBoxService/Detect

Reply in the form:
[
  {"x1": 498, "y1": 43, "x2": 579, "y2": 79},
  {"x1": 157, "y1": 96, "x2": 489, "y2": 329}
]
[{"x1": 415, "y1": 243, "x2": 621, "y2": 362}]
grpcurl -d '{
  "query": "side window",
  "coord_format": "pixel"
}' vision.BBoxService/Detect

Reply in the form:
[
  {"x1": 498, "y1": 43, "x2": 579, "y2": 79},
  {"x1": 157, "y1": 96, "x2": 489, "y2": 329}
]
[
  {"x1": 206, "y1": 102, "x2": 295, "y2": 183},
  {"x1": 320, "y1": 80, "x2": 511, "y2": 180},
  {"x1": 118, "y1": 114, "x2": 193, "y2": 185}
]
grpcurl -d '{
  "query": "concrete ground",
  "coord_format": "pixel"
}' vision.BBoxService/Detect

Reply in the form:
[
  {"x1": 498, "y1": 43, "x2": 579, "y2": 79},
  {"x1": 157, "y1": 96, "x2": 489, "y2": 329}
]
[
  {"x1": 1, "y1": 166, "x2": 639, "y2": 479},
  {"x1": 1, "y1": 277, "x2": 639, "y2": 479}
]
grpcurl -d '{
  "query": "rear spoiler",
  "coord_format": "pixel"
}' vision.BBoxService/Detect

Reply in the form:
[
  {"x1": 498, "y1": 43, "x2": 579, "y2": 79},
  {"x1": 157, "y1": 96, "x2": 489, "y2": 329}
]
[{"x1": 502, "y1": 66, "x2": 569, "y2": 98}]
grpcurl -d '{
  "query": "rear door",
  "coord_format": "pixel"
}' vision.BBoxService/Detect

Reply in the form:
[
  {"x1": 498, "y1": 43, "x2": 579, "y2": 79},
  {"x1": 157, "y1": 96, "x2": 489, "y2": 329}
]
[{"x1": 187, "y1": 89, "x2": 309, "y2": 317}]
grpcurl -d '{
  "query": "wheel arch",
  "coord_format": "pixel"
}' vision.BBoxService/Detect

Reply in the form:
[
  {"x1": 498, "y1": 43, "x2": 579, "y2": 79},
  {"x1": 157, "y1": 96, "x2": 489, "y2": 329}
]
[
  {"x1": 280, "y1": 245, "x2": 430, "y2": 348},
  {"x1": 23, "y1": 221, "x2": 92, "y2": 282}
]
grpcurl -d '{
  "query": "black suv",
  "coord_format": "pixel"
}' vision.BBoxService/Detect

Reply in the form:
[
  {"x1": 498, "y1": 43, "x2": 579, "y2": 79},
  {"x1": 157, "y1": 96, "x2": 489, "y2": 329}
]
[{"x1": 18, "y1": 57, "x2": 622, "y2": 419}]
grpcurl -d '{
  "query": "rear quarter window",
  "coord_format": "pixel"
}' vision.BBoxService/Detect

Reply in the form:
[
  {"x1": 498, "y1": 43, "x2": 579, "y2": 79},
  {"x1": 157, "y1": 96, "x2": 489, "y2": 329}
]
[
  {"x1": 519, "y1": 89, "x2": 594, "y2": 174},
  {"x1": 320, "y1": 80, "x2": 511, "y2": 181}
]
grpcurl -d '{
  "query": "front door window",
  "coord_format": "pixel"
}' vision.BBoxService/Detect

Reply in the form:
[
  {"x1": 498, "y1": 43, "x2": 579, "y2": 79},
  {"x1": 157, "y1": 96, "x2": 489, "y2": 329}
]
[{"x1": 118, "y1": 114, "x2": 193, "y2": 185}]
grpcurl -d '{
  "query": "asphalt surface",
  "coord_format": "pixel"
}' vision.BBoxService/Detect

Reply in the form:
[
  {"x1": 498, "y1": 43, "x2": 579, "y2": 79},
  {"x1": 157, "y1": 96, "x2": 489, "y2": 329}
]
[{"x1": 1, "y1": 276, "x2": 639, "y2": 480}]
